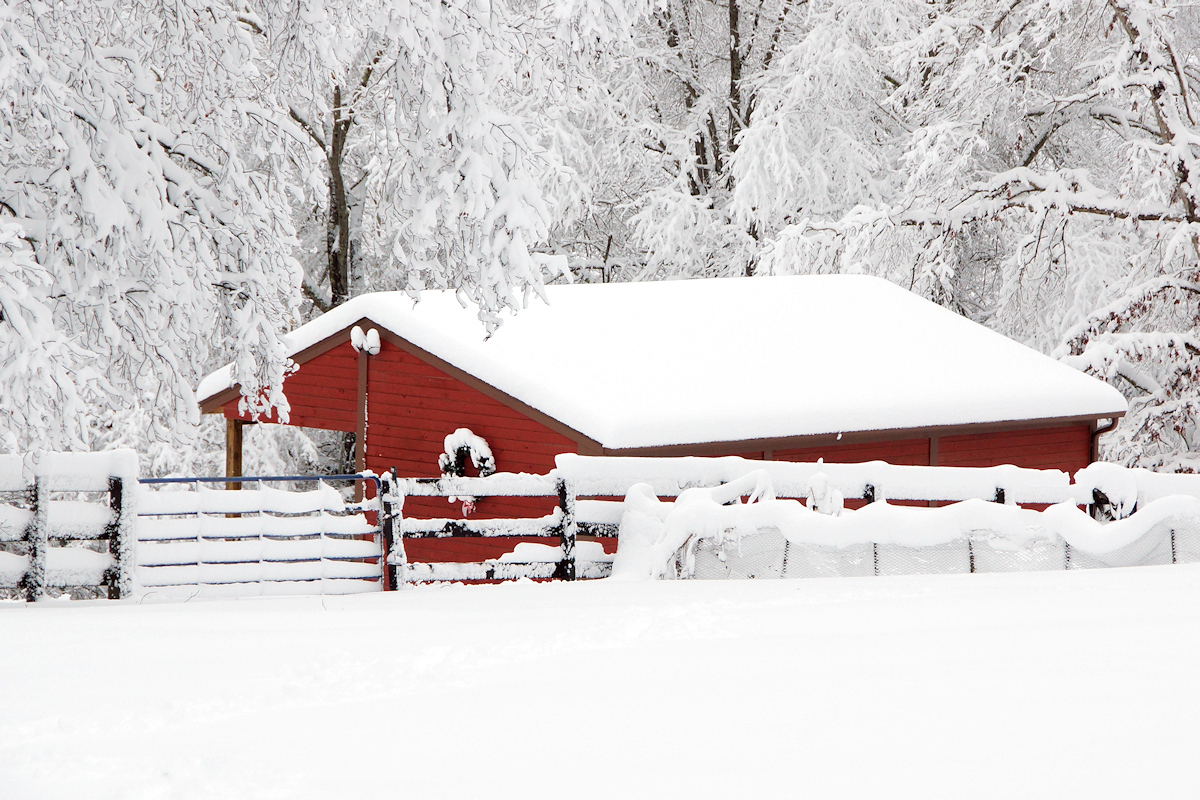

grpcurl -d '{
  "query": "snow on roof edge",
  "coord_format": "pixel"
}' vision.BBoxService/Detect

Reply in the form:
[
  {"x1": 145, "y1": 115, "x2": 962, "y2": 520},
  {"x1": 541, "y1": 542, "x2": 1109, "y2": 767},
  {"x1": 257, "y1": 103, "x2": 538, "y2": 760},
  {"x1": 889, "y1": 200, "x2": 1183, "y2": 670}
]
[{"x1": 196, "y1": 278, "x2": 1129, "y2": 448}]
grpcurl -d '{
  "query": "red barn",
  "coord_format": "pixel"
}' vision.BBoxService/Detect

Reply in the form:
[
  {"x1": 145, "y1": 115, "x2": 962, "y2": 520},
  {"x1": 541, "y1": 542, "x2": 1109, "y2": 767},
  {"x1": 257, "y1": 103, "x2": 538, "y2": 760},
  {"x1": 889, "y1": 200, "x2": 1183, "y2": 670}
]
[{"x1": 197, "y1": 276, "x2": 1127, "y2": 562}]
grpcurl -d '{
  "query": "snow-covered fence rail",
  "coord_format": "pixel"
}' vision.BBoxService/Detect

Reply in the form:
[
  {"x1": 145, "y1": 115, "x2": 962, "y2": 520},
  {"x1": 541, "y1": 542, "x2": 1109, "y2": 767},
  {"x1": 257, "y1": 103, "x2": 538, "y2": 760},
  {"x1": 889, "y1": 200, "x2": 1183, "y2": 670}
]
[
  {"x1": 609, "y1": 468, "x2": 1200, "y2": 581},
  {"x1": 384, "y1": 456, "x2": 1099, "y2": 585},
  {"x1": 391, "y1": 474, "x2": 616, "y2": 583},
  {"x1": 0, "y1": 451, "x2": 137, "y2": 600},
  {"x1": 679, "y1": 501, "x2": 1200, "y2": 582},
  {"x1": 136, "y1": 474, "x2": 400, "y2": 598},
  {"x1": 553, "y1": 454, "x2": 1075, "y2": 506},
  {"x1": 9, "y1": 450, "x2": 1200, "y2": 597}
]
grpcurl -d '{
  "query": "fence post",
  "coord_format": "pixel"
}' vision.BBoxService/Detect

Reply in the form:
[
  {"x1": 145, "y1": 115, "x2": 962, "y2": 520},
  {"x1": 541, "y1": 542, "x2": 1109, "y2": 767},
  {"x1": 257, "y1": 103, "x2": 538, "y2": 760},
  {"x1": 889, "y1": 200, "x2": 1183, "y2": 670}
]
[
  {"x1": 22, "y1": 478, "x2": 47, "y2": 602},
  {"x1": 380, "y1": 470, "x2": 403, "y2": 590},
  {"x1": 105, "y1": 476, "x2": 136, "y2": 599},
  {"x1": 555, "y1": 478, "x2": 577, "y2": 581}
]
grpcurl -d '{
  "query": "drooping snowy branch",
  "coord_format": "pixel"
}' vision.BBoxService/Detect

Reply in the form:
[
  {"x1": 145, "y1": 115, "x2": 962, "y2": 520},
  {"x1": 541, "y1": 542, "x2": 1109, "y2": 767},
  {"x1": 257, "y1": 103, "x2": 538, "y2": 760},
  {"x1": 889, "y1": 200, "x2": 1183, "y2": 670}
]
[{"x1": 0, "y1": 0, "x2": 302, "y2": 453}]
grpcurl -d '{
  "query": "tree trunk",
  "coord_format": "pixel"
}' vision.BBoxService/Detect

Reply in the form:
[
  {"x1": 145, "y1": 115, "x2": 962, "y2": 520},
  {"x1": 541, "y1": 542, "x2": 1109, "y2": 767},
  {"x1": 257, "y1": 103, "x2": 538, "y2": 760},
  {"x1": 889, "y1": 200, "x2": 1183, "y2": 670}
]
[
  {"x1": 729, "y1": 0, "x2": 742, "y2": 155},
  {"x1": 327, "y1": 85, "x2": 352, "y2": 308}
]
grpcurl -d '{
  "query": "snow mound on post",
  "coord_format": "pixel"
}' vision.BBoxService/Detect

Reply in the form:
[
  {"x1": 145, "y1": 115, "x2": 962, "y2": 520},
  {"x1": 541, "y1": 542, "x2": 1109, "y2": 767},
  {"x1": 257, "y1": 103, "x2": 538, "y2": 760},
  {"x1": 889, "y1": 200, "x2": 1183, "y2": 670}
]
[
  {"x1": 35, "y1": 450, "x2": 138, "y2": 491},
  {"x1": 1073, "y1": 462, "x2": 1200, "y2": 511}
]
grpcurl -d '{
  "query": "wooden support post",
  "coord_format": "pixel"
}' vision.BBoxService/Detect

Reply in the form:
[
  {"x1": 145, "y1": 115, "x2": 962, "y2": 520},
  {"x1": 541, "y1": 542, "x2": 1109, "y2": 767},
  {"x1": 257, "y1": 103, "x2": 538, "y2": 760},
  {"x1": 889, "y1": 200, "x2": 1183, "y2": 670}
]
[
  {"x1": 380, "y1": 470, "x2": 403, "y2": 590},
  {"x1": 22, "y1": 478, "x2": 47, "y2": 602},
  {"x1": 103, "y1": 476, "x2": 136, "y2": 600},
  {"x1": 225, "y1": 418, "x2": 243, "y2": 491},
  {"x1": 555, "y1": 478, "x2": 577, "y2": 581},
  {"x1": 355, "y1": 348, "x2": 368, "y2": 502}
]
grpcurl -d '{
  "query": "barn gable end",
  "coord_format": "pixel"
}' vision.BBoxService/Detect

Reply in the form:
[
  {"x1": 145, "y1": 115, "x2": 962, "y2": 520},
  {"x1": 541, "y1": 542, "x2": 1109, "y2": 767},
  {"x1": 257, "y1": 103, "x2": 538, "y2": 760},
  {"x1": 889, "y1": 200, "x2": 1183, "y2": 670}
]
[
  {"x1": 364, "y1": 340, "x2": 577, "y2": 509},
  {"x1": 221, "y1": 338, "x2": 359, "y2": 431},
  {"x1": 211, "y1": 324, "x2": 581, "y2": 563}
]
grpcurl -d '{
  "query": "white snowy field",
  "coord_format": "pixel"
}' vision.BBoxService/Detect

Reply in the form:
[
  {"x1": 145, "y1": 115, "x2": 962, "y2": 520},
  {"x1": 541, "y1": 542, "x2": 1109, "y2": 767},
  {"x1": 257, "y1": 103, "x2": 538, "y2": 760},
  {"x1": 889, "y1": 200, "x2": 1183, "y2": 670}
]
[{"x1": 3, "y1": 567, "x2": 1199, "y2": 799}]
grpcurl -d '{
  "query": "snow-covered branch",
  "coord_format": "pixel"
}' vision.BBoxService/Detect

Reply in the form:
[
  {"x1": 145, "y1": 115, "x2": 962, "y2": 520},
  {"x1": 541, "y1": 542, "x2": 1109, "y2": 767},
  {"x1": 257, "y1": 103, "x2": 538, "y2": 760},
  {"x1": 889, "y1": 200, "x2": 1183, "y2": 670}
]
[{"x1": 0, "y1": 0, "x2": 301, "y2": 453}]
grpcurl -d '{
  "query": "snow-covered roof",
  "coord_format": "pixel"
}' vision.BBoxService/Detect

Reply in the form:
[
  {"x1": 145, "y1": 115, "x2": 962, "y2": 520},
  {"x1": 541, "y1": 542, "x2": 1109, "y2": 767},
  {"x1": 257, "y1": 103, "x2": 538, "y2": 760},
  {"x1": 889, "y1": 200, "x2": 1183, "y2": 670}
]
[{"x1": 198, "y1": 276, "x2": 1127, "y2": 450}]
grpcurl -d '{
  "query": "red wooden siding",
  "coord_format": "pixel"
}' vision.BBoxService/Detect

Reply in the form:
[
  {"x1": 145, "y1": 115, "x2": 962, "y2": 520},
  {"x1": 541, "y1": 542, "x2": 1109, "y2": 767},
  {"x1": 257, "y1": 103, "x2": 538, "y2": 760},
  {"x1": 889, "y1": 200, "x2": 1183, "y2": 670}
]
[
  {"x1": 225, "y1": 342, "x2": 359, "y2": 432},
  {"x1": 363, "y1": 342, "x2": 576, "y2": 506},
  {"x1": 939, "y1": 424, "x2": 1091, "y2": 474},
  {"x1": 769, "y1": 426, "x2": 1091, "y2": 474},
  {"x1": 773, "y1": 438, "x2": 932, "y2": 466},
  {"x1": 365, "y1": 342, "x2": 577, "y2": 563},
  {"x1": 770, "y1": 427, "x2": 1091, "y2": 508}
]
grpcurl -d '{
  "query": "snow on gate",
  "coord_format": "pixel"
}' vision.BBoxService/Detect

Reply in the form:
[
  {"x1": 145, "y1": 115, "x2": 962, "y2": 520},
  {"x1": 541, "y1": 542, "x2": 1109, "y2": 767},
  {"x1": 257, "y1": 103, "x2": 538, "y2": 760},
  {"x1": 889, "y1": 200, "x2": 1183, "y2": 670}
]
[{"x1": 136, "y1": 476, "x2": 395, "y2": 598}]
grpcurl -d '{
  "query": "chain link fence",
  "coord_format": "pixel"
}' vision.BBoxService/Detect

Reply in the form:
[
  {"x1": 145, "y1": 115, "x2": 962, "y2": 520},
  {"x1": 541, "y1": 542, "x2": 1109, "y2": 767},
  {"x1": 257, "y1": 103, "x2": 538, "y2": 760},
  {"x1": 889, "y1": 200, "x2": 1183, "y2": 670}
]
[{"x1": 691, "y1": 517, "x2": 1200, "y2": 580}]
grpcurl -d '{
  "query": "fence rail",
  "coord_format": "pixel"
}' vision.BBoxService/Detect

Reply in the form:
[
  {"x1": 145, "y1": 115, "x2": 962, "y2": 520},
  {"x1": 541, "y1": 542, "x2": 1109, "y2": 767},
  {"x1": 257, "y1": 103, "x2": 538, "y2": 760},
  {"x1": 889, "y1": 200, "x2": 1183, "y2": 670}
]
[
  {"x1": 389, "y1": 476, "x2": 589, "y2": 584},
  {"x1": 381, "y1": 466, "x2": 1078, "y2": 586},
  {"x1": 551, "y1": 454, "x2": 1079, "y2": 506}
]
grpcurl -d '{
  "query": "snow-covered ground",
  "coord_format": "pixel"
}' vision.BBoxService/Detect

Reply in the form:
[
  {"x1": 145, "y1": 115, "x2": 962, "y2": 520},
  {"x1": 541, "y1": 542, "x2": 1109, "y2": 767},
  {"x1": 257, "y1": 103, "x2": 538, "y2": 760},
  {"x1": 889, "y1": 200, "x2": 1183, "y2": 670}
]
[{"x1": 3, "y1": 567, "x2": 1199, "y2": 799}]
